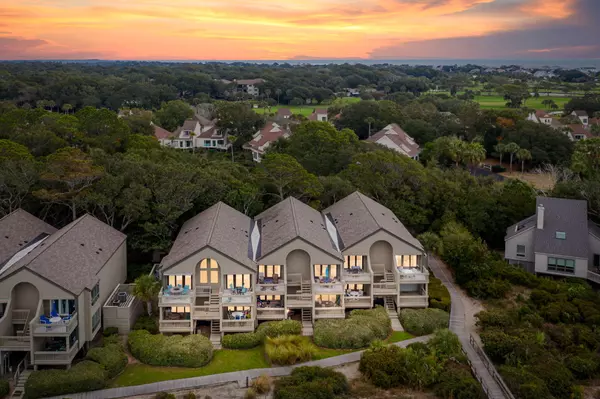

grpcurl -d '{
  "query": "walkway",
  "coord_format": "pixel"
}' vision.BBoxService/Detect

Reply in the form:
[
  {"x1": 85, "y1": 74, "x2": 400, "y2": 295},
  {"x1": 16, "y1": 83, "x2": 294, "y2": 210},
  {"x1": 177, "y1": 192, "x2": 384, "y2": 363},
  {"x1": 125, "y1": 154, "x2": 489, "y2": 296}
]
[
  {"x1": 428, "y1": 257, "x2": 514, "y2": 399},
  {"x1": 46, "y1": 335, "x2": 431, "y2": 399}
]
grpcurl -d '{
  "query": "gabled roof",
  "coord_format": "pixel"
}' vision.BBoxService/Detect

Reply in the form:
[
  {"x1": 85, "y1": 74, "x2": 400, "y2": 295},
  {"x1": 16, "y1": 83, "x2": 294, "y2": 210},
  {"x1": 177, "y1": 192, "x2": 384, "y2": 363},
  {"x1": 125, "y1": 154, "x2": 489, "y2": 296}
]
[
  {"x1": 161, "y1": 202, "x2": 254, "y2": 271},
  {"x1": 505, "y1": 215, "x2": 536, "y2": 240},
  {"x1": 197, "y1": 125, "x2": 222, "y2": 139},
  {"x1": 236, "y1": 78, "x2": 265, "y2": 85},
  {"x1": 0, "y1": 214, "x2": 126, "y2": 295},
  {"x1": 277, "y1": 108, "x2": 292, "y2": 117},
  {"x1": 308, "y1": 108, "x2": 328, "y2": 121},
  {"x1": 153, "y1": 125, "x2": 172, "y2": 140},
  {"x1": 324, "y1": 191, "x2": 423, "y2": 251},
  {"x1": 573, "y1": 110, "x2": 589, "y2": 117},
  {"x1": 535, "y1": 110, "x2": 551, "y2": 119},
  {"x1": 568, "y1": 124, "x2": 593, "y2": 138},
  {"x1": 244, "y1": 122, "x2": 288, "y2": 154},
  {"x1": 366, "y1": 123, "x2": 420, "y2": 158},
  {"x1": 534, "y1": 197, "x2": 589, "y2": 258},
  {"x1": 0, "y1": 210, "x2": 56, "y2": 267},
  {"x1": 255, "y1": 197, "x2": 341, "y2": 260}
]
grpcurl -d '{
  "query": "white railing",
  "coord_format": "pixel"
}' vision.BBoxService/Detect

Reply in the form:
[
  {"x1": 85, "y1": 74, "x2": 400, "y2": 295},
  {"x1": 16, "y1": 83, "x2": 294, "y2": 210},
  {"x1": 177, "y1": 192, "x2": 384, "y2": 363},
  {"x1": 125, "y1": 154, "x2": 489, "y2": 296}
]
[
  {"x1": 196, "y1": 286, "x2": 212, "y2": 296},
  {"x1": 344, "y1": 296, "x2": 372, "y2": 306},
  {"x1": 12, "y1": 309, "x2": 29, "y2": 324},
  {"x1": 32, "y1": 312, "x2": 78, "y2": 335},
  {"x1": 287, "y1": 273, "x2": 303, "y2": 284},
  {"x1": 34, "y1": 342, "x2": 79, "y2": 363},
  {"x1": 373, "y1": 282, "x2": 397, "y2": 294},
  {"x1": 221, "y1": 291, "x2": 254, "y2": 305},
  {"x1": 193, "y1": 306, "x2": 219, "y2": 318},
  {"x1": 159, "y1": 291, "x2": 193, "y2": 305},
  {"x1": 256, "y1": 283, "x2": 286, "y2": 293},
  {"x1": 314, "y1": 307, "x2": 345, "y2": 318},
  {"x1": 286, "y1": 294, "x2": 312, "y2": 306},
  {"x1": 313, "y1": 282, "x2": 344, "y2": 293},
  {"x1": 587, "y1": 270, "x2": 600, "y2": 284},
  {"x1": 221, "y1": 319, "x2": 255, "y2": 331},
  {"x1": 342, "y1": 270, "x2": 372, "y2": 283},
  {"x1": 257, "y1": 308, "x2": 286, "y2": 319},
  {"x1": 159, "y1": 320, "x2": 192, "y2": 330},
  {"x1": 0, "y1": 336, "x2": 30, "y2": 349}
]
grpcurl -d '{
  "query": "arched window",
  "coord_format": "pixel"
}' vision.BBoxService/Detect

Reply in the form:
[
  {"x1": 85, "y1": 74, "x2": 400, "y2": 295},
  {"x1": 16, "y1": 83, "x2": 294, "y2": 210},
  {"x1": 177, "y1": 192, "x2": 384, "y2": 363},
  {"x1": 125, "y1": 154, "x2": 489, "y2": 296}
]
[{"x1": 199, "y1": 258, "x2": 220, "y2": 284}]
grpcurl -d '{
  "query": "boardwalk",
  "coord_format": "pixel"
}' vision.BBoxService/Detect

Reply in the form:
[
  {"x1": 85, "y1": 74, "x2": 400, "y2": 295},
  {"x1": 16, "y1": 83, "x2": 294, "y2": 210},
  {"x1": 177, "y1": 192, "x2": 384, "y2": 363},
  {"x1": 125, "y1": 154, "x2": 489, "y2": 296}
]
[
  {"x1": 428, "y1": 257, "x2": 514, "y2": 399},
  {"x1": 46, "y1": 335, "x2": 431, "y2": 399}
]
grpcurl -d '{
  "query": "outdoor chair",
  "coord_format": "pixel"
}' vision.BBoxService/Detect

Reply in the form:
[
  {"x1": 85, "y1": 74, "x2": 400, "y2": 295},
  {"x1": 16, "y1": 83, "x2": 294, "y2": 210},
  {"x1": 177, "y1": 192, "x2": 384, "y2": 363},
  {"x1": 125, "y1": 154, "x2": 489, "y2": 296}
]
[{"x1": 50, "y1": 310, "x2": 59, "y2": 318}]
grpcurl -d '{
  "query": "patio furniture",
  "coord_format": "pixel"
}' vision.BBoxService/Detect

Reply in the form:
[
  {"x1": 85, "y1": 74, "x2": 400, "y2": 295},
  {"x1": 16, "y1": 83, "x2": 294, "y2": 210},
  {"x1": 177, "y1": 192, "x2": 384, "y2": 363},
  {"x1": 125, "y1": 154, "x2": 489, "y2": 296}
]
[
  {"x1": 171, "y1": 286, "x2": 184, "y2": 295},
  {"x1": 49, "y1": 316, "x2": 62, "y2": 324},
  {"x1": 273, "y1": 274, "x2": 279, "y2": 284},
  {"x1": 50, "y1": 310, "x2": 59, "y2": 318},
  {"x1": 232, "y1": 311, "x2": 244, "y2": 319}
]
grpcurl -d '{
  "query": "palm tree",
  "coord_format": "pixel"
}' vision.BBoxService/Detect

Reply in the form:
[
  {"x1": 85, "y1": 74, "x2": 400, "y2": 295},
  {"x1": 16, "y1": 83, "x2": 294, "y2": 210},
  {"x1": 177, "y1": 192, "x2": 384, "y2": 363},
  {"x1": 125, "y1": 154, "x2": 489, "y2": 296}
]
[
  {"x1": 448, "y1": 137, "x2": 466, "y2": 167},
  {"x1": 516, "y1": 148, "x2": 532, "y2": 174},
  {"x1": 46, "y1": 100, "x2": 56, "y2": 112},
  {"x1": 275, "y1": 88, "x2": 282, "y2": 105},
  {"x1": 189, "y1": 131, "x2": 196, "y2": 153},
  {"x1": 505, "y1": 142, "x2": 520, "y2": 173},
  {"x1": 132, "y1": 274, "x2": 161, "y2": 316},
  {"x1": 551, "y1": 102, "x2": 559, "y2": 110},
  {"x1": 463, "y1": 142, "x2": 486, "y2": 168},
  {"x1": 61, "y1": 103, "x2": 73, "y2": 114},
  {"x1": 365, "y1": 117, "x2": 376, "y2": 137},
  {"x1": 494, "y1": 143, "x2": 506, "y2": 165}
]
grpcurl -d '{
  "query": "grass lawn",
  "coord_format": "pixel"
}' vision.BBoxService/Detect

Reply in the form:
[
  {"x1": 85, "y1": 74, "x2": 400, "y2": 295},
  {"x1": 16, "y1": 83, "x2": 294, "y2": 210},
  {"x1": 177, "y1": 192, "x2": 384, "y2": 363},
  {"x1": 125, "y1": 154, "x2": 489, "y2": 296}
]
[
  {"x1": 253, "y1": 97, "x2": 360, "y2": 116},
  {"x1": 113, "y1": 330, "x2": 413, "y2": 388},
  {"x1": 474, "y1": 95, "x2": 571, "y2": 110}
]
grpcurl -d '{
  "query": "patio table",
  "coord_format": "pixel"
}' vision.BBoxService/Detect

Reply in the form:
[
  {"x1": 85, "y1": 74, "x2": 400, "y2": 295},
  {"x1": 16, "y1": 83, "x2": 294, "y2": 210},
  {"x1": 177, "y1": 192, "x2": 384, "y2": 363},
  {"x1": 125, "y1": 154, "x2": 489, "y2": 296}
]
[
  {"x1": 170, "y1": 286, "x2": 184, "y2": 295},
  {"x1": 231, "y1": 311, "x2": 245, "y2": 319},
  {"x1": 49, "y1": 316, "x2": 62, "y2": 323}
]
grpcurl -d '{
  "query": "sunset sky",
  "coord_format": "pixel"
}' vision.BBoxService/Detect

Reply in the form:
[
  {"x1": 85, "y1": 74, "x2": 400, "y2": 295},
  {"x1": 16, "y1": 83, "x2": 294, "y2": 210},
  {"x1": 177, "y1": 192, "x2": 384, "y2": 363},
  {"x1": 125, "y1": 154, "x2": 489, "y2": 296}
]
[{"x1": 1, "y1": 0, "x2": 598, "y2": 60}]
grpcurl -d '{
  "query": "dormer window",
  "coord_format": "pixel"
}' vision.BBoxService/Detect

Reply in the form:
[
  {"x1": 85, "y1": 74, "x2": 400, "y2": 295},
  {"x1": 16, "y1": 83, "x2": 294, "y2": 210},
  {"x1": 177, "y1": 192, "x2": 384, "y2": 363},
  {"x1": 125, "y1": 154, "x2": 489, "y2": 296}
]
[{"x1": 556, "y1": 231, "x2": 566, "y2": 240}]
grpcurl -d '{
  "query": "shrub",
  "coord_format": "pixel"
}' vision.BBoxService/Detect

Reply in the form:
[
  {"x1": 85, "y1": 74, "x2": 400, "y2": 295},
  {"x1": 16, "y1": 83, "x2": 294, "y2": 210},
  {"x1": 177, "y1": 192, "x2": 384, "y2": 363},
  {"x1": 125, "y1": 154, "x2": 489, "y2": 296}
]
[
  {"x1": 529, "y1": 358, "x2": 574, "y2": 399},
  {"x1": 155, "y1": 393, "x2": 176, "y2": 399},
  {"x1": 256, "y1": 320, "x2": 301, "y2": 339},
  {"x1": 428, "y1": 329, "x2": 463, "y2": 360},
  {"x1": 480, "y1": 330, "x2": 522, "y2": 364},
  {"x1": 265, "y1": 335, "x2": 315, "y2": 365},
  {"x1": 499, "y1": 366, "x2": 553, "y2": 399},
  {"x1": 183, "y1": 393, "x2": 197, "y2": 399},
  {"x1": 274, "y1": 366, "x2": 349, "y2": 399},
  {"x1": 435, "y1": 363, "x2": 485, "y2": 399},
  {"x1": 359, "y1": 345, "x2": 405, "y2": 389},
  {"x1": 465, "y1": 278, "x2": 511, "y2": 299},
  {"x1": 566, "y1": 353, "x2": 599, "y2": 379},
  {"x1": 476, "y1": 309, "x2": 513, "y2": 328},
  {"x1": 24, "y1": 361, "x2": 107, "y2": 399},
  {"x1": 244, "y1": 388, "x2": 257, "y2": 399},
  {"x1": 133, "y1": 315, "x2": 159, "y2": 334},
  {"x1": 222, "y1": 332, "x2": 262, "y2": 349},
  {"x1": 252, "y1": 374, "x2": 271, "y2": 394},
  {"x1": 103, "y1": 334, "x2": 122, "y2": 346},
  {"x1": 86, "y1": 343, "x2": 128, "y2": 378},
  {"x1": 429, "y1": 277, "x2": 451, "y2": 312},
  {"x1": 0, "y1": 380, "x2": 9, "y2": 398},
  {"x1": 313, "y1": 306, "x2": 390, "y2": 349},
  {"x1": 399, "y1": 308, "x2": 449, "y2": 336},
  {"x1": 128, "y1": 330, "x2": 213, "y2": 367},
  {"x1": 103, "y1": 327, "x2": 119, "y2": 336}
]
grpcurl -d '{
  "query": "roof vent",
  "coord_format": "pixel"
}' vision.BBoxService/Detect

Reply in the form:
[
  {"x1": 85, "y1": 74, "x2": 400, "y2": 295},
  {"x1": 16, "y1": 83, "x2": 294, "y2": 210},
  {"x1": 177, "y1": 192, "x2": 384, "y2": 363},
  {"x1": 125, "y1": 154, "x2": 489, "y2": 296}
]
[
  {"x1": 80, "y1": 243, "x2": 85, "y2": 246},
  {"x1": 99, "y1": 248, "x2": 103, "y2": 251},
  {"x1": 4, "y1": 235, "x2": 8, "y2": 239},
  {"x1": 24, "y1": 240, "x2": 28, "y2": 243},
  {"x1": 184, "y1": 231, "x2": 188, "y2": 234},
  {"x1": 95, "y1": 251, "x2": 100, "y2": 255},
  {"x1": 18, "y1": 243, "x2": 22, "y2": 246},
  {"x1": 275, "y1": 219, "x2": 279, "y2": 223},
  {"x1": 381, "y1": 213, "x2": 385, "y2": 216},
  {"x1": 232, "y1": 227, "x2": 236, "y2": 230},
  {"x1": 310, "y1": 220, "x2": 314, "y2": 223},
  {"x1": 349, "y1": 213, "x2": 353, "y2": 216}
]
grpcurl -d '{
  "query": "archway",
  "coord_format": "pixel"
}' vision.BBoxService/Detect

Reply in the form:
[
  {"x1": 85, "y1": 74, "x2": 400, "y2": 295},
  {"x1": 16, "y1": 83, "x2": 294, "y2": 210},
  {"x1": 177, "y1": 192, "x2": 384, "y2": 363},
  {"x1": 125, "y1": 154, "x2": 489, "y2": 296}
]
[
  {"x1": 369, "y1": 240, "x2": 393, "y2": 277},
  {"x1": 197, "y1": 258, "x2": 220, "y2": 286},
  {"x1": 285, "y1": 249, "x2": 311, "y2": 283},
  {"x1": 11, "y1": 282, "x2": 39, "y2": 319}
]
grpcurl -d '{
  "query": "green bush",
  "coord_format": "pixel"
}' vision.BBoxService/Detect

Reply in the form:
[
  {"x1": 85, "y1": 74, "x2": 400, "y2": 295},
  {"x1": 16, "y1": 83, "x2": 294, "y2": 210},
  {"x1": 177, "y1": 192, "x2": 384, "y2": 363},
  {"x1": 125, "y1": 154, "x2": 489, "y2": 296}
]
[
  {"x1": 256, "y1": 320, "x2": 301, "y2": 338},
  {"x1": 128, "y1": 330, "x2": 213, "y2": 367},
  {"x1": 313, "y1": 306, "x2": 390, "y2": 349},
  {"x1": 480, "y1": 330, "x2": 525, "y2": 364},
  {"x1": 183, "y1": 393, "x2": 197, "y2": 399},
  {"x1": 265, "y1": 335, "x2": 315, "y2": 365},
  {"x1": 476, "y1": 309, "x2": 513, "y2": 328},
  {"x1": 222, "y1": 332, "x2": 262, "y2": 349},
  {"x1": 429, "y1": 276, "x2": 451, "y2": 312},
  {"x1": 435, "y1": 363, "x2": 485, "y2": 399},
  {"x1": 244, "y1": 388, "x2": 257, "y2": 399},
  {"x1": 252, "y1": 374, "x2": 271, "y2": 394},
  {"x1": 103, "y1": 334, "x2": 122, "y2": 346},
  {"x1": 428, "y1": 329, "x2": 464, "y2": 360},
  {"x1": 155, "y1": 393, "x2": 176, "y2": 399},
  {"x1": 274, "y1": 366, "x2": 349, "y2": 399},
  {"x1": 465, "y1": 278, "x2": 511, "y2": 299},
  {"x1": 529, "y1": 357, "x2": 574, "y2": 399},
  {"x1": 499, "y1": 366, "x2": 553, "y2": 399},
  {"x1": 0, "y1": 379, "x2": 9, "y2": 398},
  {"x1": 86, "y1": 343, "x2": 128, "y2": 378},
  {"x1": 24, "y1": 361, "x2": 107, "y2": 399},
  {"x1": 133, "y1": 315, "x2": 159, "y2": 334},
  {"x1": 359, "y1": 344, "x2": 406, "y2": 389},
  {"x1": 399, "y1": 308, "x2": 449, "y2": 336},
  {"x1": 566, "y1": 353, "x2": 599, "y2": 379},
  {"x1": 103, "y1": 326, "x2": 119, "y2": 336}
]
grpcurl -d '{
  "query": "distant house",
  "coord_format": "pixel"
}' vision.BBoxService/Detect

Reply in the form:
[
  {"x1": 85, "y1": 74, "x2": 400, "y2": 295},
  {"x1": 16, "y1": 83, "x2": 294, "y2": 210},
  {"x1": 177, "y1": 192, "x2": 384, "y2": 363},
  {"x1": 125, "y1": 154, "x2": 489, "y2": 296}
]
[
  {"x1": 244, "y1": 122, "x2": 290, "y2": 162},
  {"x1": 567, "y1": 124, "x2": 592, "y2": 141},
  {"x1": 366, "y1": 124, "x2": 421, "y2": 160},
  {"x1": 154, "y1": 116, "x2": 230, "y2": 151},
  {"x1": 153, "y1": 124, "x2": 174, "y2": 146},
  {"x1": 571, "y1": 110, "x2": 589, "y2": 126},
  {"x1": 505, "y1": 197, "x2": 600, "y2": 282},
  {"x1": 276, "y1": 108, "x2": 292, "y2": 120},
  {"x1": 235, "y1": 79, "x2": 265, "y2": 97},
  {"x1": 345, "y1": 88, "x2": 360, "y2": 97},
  {"x1": 527, "y1": 110, "x2": 553, "y2": 126},
  {"x1": 308, "y1": 108, "x2": 328, "y2": 122}
]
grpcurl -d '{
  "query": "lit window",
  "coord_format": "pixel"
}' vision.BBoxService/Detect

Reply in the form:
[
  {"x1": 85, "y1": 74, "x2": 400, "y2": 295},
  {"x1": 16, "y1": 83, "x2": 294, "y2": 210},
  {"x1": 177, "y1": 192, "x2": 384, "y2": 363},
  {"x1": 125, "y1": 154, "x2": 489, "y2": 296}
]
[
  {"x1": 556, "y1": 231, "x2": 566, "y2": 239},
  {"x1": 395, "y1": 255, "x2": 419, "y2": 268}
]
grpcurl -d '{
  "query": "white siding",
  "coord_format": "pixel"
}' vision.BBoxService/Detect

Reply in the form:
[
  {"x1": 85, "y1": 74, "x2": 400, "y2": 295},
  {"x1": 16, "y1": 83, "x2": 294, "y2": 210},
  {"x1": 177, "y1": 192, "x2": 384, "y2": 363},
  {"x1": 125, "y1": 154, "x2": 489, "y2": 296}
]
[{"x1": 504, "y1": 229, "x2": 535, "y2": 263}]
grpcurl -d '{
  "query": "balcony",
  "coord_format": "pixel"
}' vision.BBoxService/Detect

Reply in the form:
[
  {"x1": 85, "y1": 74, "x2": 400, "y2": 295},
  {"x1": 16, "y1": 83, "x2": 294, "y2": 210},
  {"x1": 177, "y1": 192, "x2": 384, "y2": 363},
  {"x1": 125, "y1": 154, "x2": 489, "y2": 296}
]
[
  {"x1": 159, "y1": 287, "x2": 193, "y2": 307},
  {"x1": 313, "y1": 277, "x2": 343, "y2": 294},
  {"x1": 314, "y1": 307, "x2": 345, "y2": 319},
  {"x1": 193, "y1": 305, "x2": 220, "y2": 319},
  {"x1": 221, "y1": 289, "x2": 254, "y2": 305},
  {"x1": 159, "y1": 320, "x2": 192, "y2": 332},
  {"x1": 32, "y1": 313, "x2": 78, "y2": 336},
  {"x1": 257, "y1": 307, "x2": 286, "y2": 320},
  {"x1": 396, "y1": 267, "x2": 429, "y2": 284},
  {"x1": 0, "y1": 335, "x2": 30, "y2": 350},
  {"x1": 286, "y1": 294, "x2": 312, "y2": 308},
  {"x1": 587, "y1": 270, "x2": 600, "y2": 284},
  {"x1": 221, "y1": 319, "x2": 255, "y2": 332},
  {"x1": 342, "y1": 268, "x2": 372, "y2": 283},
  {"x1": 344, "y1": 294, "x2": 372, "y2": 308},
  {"x1": 372, "y1": 282, "x2": 398, "y2": 295},
  {"x1": 398, "y1": 289, "x2": 428, "y2": 308},
  {"x1": 256, "y1": 283, "x2": 286, "y2": 294},
  {"x1": 34, "y1": 341, "x2": 79, "y2": 365},
  {"x1": 196, "y1": 286, "x2": 212, "y2": 297}
]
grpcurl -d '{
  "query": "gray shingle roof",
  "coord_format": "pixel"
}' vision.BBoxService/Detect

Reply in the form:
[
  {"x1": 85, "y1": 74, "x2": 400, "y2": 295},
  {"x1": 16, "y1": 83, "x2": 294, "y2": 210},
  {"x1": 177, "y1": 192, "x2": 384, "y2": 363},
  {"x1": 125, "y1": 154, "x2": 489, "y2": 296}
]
[
  {"x1": 256, "y1": 197, "x2": 341, "y2": 260},
  {"x1": 161, "y1": 202, "x2": 255, "y2": 271},
  {"x1": 505, "y1": 215, "x2": 536, "y2": 240},
  {"x1": 0, "y1": 214, "x2": 126, "y2": 295},
  {"x1": 0, "y1": 209, "x2": 57, "y2": 267},
  {"x1": 533, "y1": 197, "x2": 589, "y2": 258},
  {"x1": 324, "y1": 191, "x2": 423, "y2": 251}
]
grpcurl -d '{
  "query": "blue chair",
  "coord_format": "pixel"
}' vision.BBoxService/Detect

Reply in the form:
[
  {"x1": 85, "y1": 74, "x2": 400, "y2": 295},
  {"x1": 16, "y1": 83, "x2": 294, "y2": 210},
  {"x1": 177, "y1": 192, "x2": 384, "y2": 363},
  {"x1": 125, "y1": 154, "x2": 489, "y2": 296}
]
[
  {"x1": 63, "y1": 314, "x2": 71, "y2": 321},
  {"x1": 184, "y1": 285, "x2": 190, "y2": 290},
  {"x1": 241, "y1": 287, "x2": 248, "y2": 294},
  {"x1": 229, "y1": 283, "x2": 234, "y2": 291},
  {"x1": 50, "y1": 310, "x2": 58, "y2": 318}
]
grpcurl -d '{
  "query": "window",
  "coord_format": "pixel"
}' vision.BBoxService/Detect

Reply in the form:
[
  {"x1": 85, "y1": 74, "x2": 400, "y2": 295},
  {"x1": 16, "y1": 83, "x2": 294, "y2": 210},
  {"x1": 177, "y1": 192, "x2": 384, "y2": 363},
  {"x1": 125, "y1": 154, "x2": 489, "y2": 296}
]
[
  {"x1": 199, "y1": 258, "x2": 219, "y2": 284},
  {"x1": 516, "y1": 245, "x2": 526, "y2": 257},
  {"x1": 594, "y1": 254, "x2": 600, "y2": 268},
  {"x1": 217, "y1": 140, "x2": 224, "y2": 145},
  {"x1": 92, "y1": 308, "x2": 101, "y2": 332},
  {"x1": 185, "y1": 141, "x2": 191, "y2": 148},
  {"x1": 227, "y1": 306, "x2": 250, "y2": 312},
  {"x1": 169, "y1": 306, "x2": 190, "y2": 313},
  {"x1": 556, "y1": 231, "x2": 566, "y2": 239},
  {"x1": 167, "y1": 275, "x2": 192, "y2": 288},
  {"x1": 344, "y1": 256, "x2": 365, "y2": 269},
  {"x1": 547, "y1": 257, "x2": 575, "y2": 274},
  {"x1": 258, "y1": 295, "x2": 281, "y2": 301},
  {"x1": 314, "y1": 264, "x2": 338, "y2": 278},
  {"x1": 226, "y1": 274, "x2": 251, "y2": 289},
  {"x1": 212, "y1": 140, "x2": 217, "y2": 146},
  {"x1": 345, "y1": 284, "x2": 363, "y2": 291},
  {"x1": 315, "y1": 295, "x2": 340, "y2": 305},
  {"x1": 204, "y1": 140, "x2": 211, "y2": 147},
  {"x1": 258, "y1": 265, "x2": 281, "y2": 278},
  {"x1": 395, "y1": 255, "x2": 419, "y2": 268},
  {"x1": 51, "y1": 299, "x2": 75, "y2": 315},
  {"x1": 252, "y1": 152, "x2": 259, "y2": 160},
  {"x1": 91, "y1": 283, "x2": 100, "y2": 306}
]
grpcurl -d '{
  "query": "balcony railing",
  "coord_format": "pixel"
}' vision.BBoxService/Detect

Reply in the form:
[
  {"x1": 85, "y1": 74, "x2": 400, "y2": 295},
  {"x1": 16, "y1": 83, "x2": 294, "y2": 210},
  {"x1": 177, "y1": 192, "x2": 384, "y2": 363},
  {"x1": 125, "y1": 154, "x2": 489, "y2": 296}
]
[
  {"x1": 159, "y1": 290, "x2": 193, "y2": 306},
  {"x1": 342, "y1": 269, "x2": 372, "y2": 283},
  {"x1": 159, "y1": 320, "x2": 192, "y2": 332},
  {"x1": 221, "y1": 319, "x2": 255, "y2": 331},
  {"x1": 399, "y1": 289, "x2": 428, "y2": 308},
  {"x1": 587, "y1": 270, "x2": 600, "y2": 284},
  {"x1": 196, "y1": 286, "x2": 212, "y2": 296},
  {"x1": 314, "y1": 307, "x2": 345, "y2": 318},
  {"x1": 0, "y1": 335, "x2": 30, "y2": 349},
  {"x1": 221, "y1": 290, "x2": 254, "y2": 305},
  {"x1": 12, "y1": 309, "x2": 30, "y2": 324},
  {"x1": 396, "y1": 267, "x2": 429, "y2": 283},
  {"x1": 34, "y1": 342, "x2": 79, "y2": 364},
  {"x1": 344, "y1": 295, "x2": 372, "y2": 307},
  {"x1": 256, "y1": 283, "x2": 286, "y2": 293},
  {"x1": 193, "y1": 306, "x2": 219, "y2": 319},
  {"x1": 286, "y1": 294, "x2": 312, "y2": 307},
  {"x1": 257, "y1": 308, "x2": 286, "y2": 320},
  {"x1": 313, "y1": 281, "x2": 344, "y2": 293},
  {"x1": 32, "y1": 313, "x2": 78, "y2": 335},
  {"x1": 372, "y1": 282, "x2": 398, "y2": 295}
]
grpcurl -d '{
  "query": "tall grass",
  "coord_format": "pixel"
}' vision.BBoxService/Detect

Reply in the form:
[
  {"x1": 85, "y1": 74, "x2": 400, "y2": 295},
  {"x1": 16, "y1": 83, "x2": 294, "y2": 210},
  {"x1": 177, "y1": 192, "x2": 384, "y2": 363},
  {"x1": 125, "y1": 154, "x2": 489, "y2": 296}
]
[{"x1": 265, "y1": 335, "x2": 316, "y2": 365}]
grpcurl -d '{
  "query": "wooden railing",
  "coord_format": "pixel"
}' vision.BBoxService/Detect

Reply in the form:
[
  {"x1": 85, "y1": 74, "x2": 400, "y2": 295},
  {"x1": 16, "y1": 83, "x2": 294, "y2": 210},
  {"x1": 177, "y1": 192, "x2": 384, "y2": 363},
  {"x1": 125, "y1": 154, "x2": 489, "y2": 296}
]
[
  {"x1": 193, "y1": 306, "x2": 219, "y2": 318},
  {"x1": 469, "y1": 334, "x2": 516, "y2": 399},
  {"x1": 257, "y1": 308, "x2": 286, "y2": 319},
  {"x1": 286, "y1": 294, "x2": 312, "y2": 306},
  {"x1": 372, "y1": 282, "x2": 397, "y2": 293},
  {"x1": 221, "y1": 319, "x2": 255, "y2": 330},
  {"x1": 12, "y1": 309, "x2": 29, "y2": 324},
  {"x1": 32, "y1": 312, "x2": 78, "y2": 335},
  {"x1": 0, "y1": 335, "x2": 30, "y2": 349},
  {"x1": 159, "y1": 320, "x2": 192, "y2": 330},
  {"x1": 34, "y1": 342, "x2": 79, "y2": 363},
  {"x1": 158, "y1": 290, "x2": 193, "y2": 305},
  {"x1": 13, "y1": 352, "x2": 29, "y2": 385},
  {"x1": 314, "y1": 307, "x2": 345, "y2": 318},
  {"x1": 287, "y1": 273, "x2": 303, "y2": 284},
  {"x1": 195, "y1": 286, "x2": 212, "y2": 296},
  {"x1": 587, "y1": 270, "x2": 600, "y2": 284}
]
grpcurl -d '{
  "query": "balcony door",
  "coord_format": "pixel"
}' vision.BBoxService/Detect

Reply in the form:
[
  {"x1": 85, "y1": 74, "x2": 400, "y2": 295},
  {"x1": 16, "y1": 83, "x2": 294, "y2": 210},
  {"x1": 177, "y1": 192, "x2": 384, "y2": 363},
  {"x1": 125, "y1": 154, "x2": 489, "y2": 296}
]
[{"x1": 198, "y1": 258, "x2": 220, "y2": 287}]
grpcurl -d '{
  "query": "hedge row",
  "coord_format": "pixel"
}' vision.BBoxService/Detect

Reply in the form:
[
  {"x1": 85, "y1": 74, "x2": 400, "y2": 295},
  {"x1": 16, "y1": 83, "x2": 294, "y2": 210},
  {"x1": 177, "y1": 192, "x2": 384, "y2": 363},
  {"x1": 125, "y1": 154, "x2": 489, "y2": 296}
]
[
  {"x1": 0, "y1": 379, "x2": 9, "y2": 398},
  {"x1": 86, "y1": 343, "x2": 128, "y2": 378},
  {"x1": 429, "y1": 276, "x2": 451, "y2": 312},
  {"x1": 222, "y1": 320, "x2": 302, "y2": 350},
  {"x1": 399, "y1": 308, "x2": 449, "y2": 336},
  {"x1": 24, "y1": 361, "x2": 107, "y2": 399},
  {"x1": 313, "y1": 306, "x2": 391, "y2": 349},
  {"x1": 273, "y1": 366, "x2": 349, "y2": 399},
  {"x1": 133, "y1": 315, "x2": 159, "y2": 334},
  {"x1": 128, "y1": 330, "x2": 213, "y2": 367}
]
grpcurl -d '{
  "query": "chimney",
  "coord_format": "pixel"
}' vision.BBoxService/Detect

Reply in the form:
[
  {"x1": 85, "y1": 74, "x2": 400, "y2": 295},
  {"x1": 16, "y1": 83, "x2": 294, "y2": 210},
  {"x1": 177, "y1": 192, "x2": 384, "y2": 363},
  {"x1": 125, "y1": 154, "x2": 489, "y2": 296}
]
[{"x1": 537, "y1": 204, "x2": 545, "y2": 230}]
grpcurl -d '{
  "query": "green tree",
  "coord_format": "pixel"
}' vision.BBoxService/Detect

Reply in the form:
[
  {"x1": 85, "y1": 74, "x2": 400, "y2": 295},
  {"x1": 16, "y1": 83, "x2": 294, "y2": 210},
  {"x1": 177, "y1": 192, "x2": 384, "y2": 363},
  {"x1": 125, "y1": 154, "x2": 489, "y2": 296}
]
[
  {"x1": 516, "y1": 148, "x2": 532, "y2": 174},
  {"x1": 463, "y1": 142, "x2": 486, "y2": 168},
  {"x1": 571, "y1": 138, "x2": 600, "y2": 178},
  {"x1": 504, "y1": 142, "x2": 520, "y2": 173},
  {"x1": 0, "y1": 140, "x2": 37, "y2": 215},
  {"x1": 133, "y1": 274, "x2": 161, "y2": 316},
  {"x1": 417, "y1": 232, "x2": 443, "y2": 255},
  {"x1": 365, "y1": 117, "x2": 376, "y2": 137},
  {"x1": 494, "y1": 143, "x2": 507, "y2": 165},
  {"x1": 121, "y1": 109, "x2": 154, "y2": 135},
  {"x1": 256, "y1": 153, "x2": 322, "y2": 202},
  {"x1": 34, "y1": 147, "x2": 104, "y2": 221},
  {"x1": 61, "y1": 103, "x2": 73, "y2": 114},
  {"x1": 154, "y1": 100, "x2": 194, "y2": 132},
  {"x1": 215, "y1": 102, "x2": 264, "y2": 147}
]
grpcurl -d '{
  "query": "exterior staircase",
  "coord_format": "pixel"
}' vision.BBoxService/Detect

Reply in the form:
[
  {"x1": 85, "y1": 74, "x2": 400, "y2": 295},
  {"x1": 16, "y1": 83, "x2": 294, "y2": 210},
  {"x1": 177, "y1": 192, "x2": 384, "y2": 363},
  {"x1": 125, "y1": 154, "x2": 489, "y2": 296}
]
[
  {"x1": 384, "y1": 271, "x2": 395, "y2": 283},
  {"x1": 301, "y1": 309, "x2": 313, "y2": 336},
  {"x1": 384, "y1": 296, "x2": 404, "y2": 331},
  {"x1": 210, "y1": 320, "x2": 221, "y2": 349},
  {"x1": 10, "y1": 355, "x2": 31, "y2": 399},
  {"x1": 209, "y1": 293, "x2": 220, "y2": 305},
  {"x1": 300, "y1": 281, "x2": 311, "y2": 295}
]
